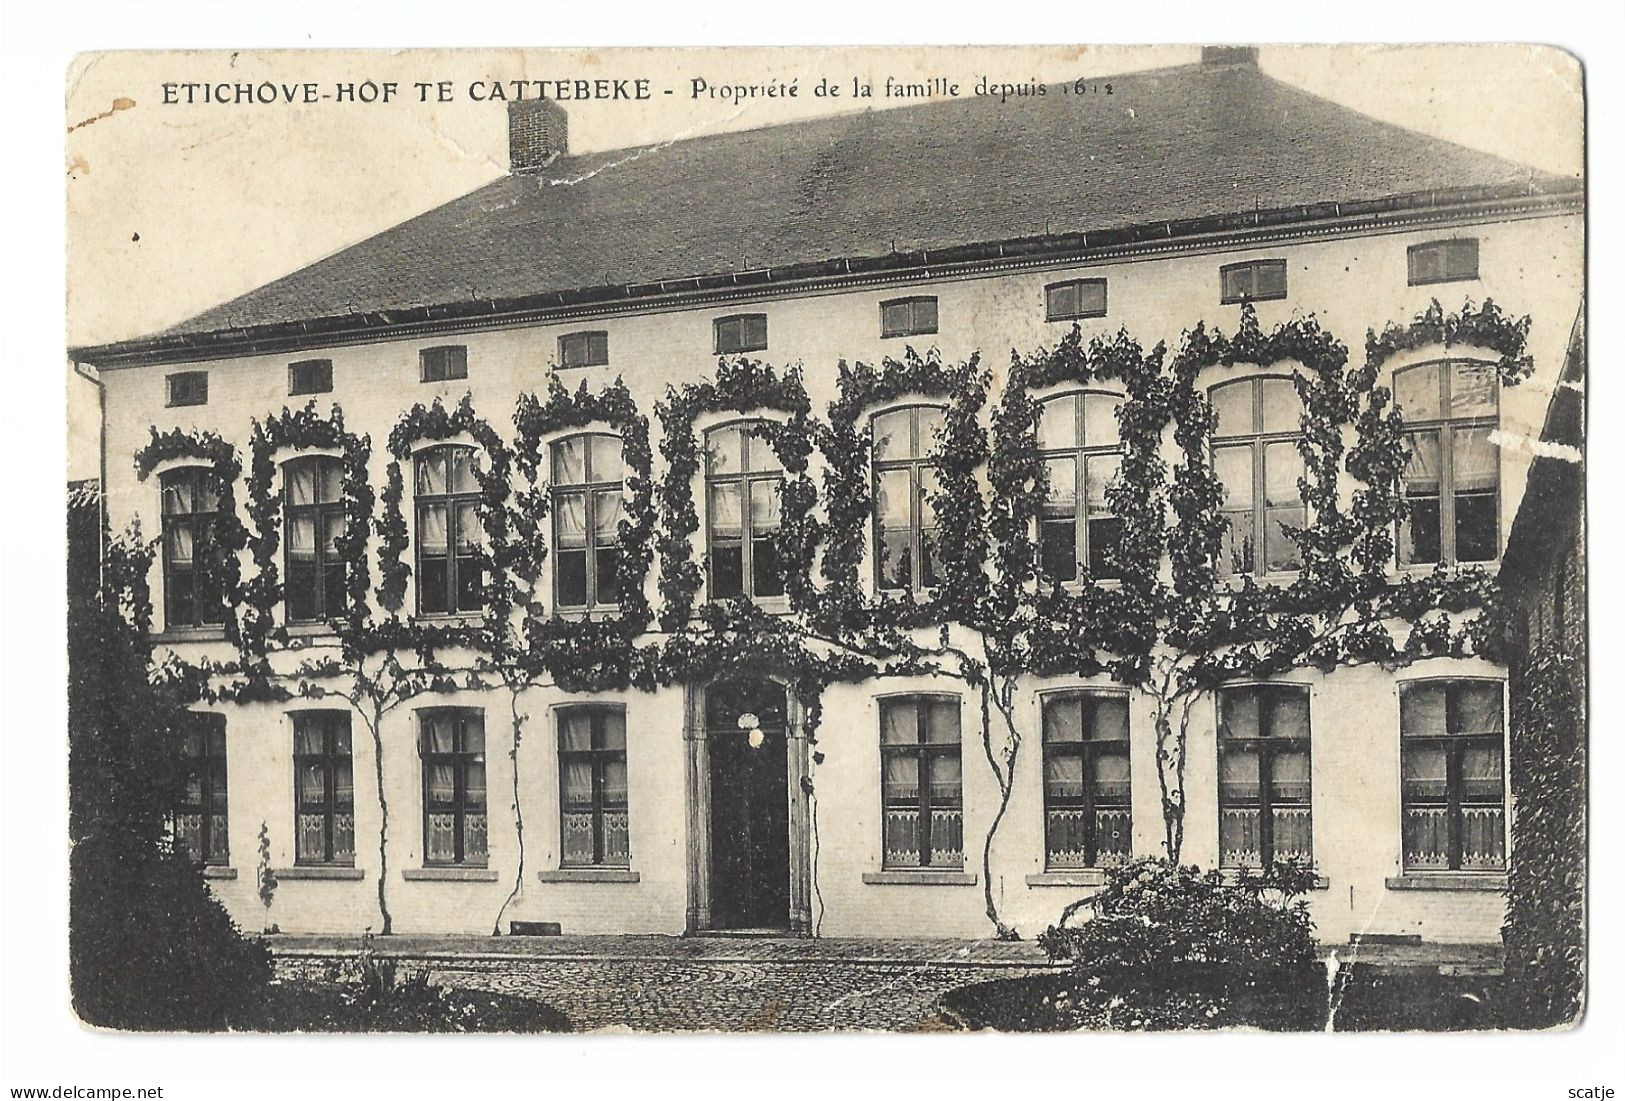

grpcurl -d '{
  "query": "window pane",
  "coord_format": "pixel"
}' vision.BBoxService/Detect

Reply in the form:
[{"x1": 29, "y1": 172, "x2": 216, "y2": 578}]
[
  {"x1": 751, "y1": 535, "x2": 784, "y2": 598},
  {"x1": 1455, "y1": 492, "x2": 1498, "y2": 562},
  {"x1": 594, "y1": 548, "x2": 619, "y2": 605},
  {"x1": 320, "y1": 460, "x2": 344, "y2": 503},
  {"x1": 1043, "y1": 697, "x2": 1084, "y2": 743},
  {"x1": 461, "y1": 717, "x2": 484, "y2": 755},
  {"x1": 1256, "y1": 262, "x2": 1286, "y2": 298},
  {"x1": 589, "y1": 436, "x2": 623, "y2": 482},
  {"x1": 878, "y1": 530, "x2": 913, "y2": 591},
  {"x1": 924, "y1": 699, "x2": 959, "y2": 743},
  {"x1": 162, "y1": 476, "x2": 194, "y2": 516},
  {"x1": 1453, "y1": 426, "x2": 1498, "y2": 491},
  {"x1": 1076, "y1": 280, "x2": 1107, "y2": 317},
  {"x1": 554, "y1": 492, "x2": 587, "y2": 547},
  {"x1": 881, "y1": 700, "x2": 918, "y2": 744},
  {"x1": 1222, "y1": 266, "x2": 1253, "y2": 302},
  {"x1": 1259, "y1": 378, "x2": 1300, "y2": 434},
  {"x1": 1451, "y1": 363, "x2": 1497, "y2": 417},
  {"x1": 455, "y1": 502, "x2": 481, "y2": 550},
  {"x1": 416, "y1": 451, "x2": 447, "y2": 496},
  {"x1": 875, "y1": 468, "x2": 911, "y2": 529},
  {"x1": 1220, "y1": 745, "x2": 1260, "y2": 800},
  {"x1": 706, "y1": 427, "x2": 742, "y2": 475},
  {"x1": 1452, "y1": 683, "x2": 1503, "y2": 734},
  {"x1": 1446, "y1": 240, "x2": 1479, "y2": 280},
  {"x1": 917, "y1": 407, "x2": 945, "y2": 452},
  {"x1": 1410, "y1": 245, "x2": 1444, "y2": 284},
  {"x1": 1221, "y1": 690, "x2": 1262, "y2": 739},
  {"x1": 1037, "y1": 396, "x2": 1077, "y2": 452},
  {"x1": 323, "y1": 512, "x2": 346, "y2": 553},
  {"x1": 560, "y1": 711, "x2": 593, "y2": 752},
  {"x1": 1087, "y1": 516, "x2": 1124, "y2": 578},
  {"x1": 1394, "y1": 365, "x2": 1443, "y2": 422},
  {"x1": 1040, "y1": 519, "x2": 1076, "y2": 583},
  {"x1": 749, "y1": 479, "x2": 782, "y2": 530},
  {"x1": 1270, "y1": 690, "x2": 1310, "y2": 740},
  {"x1": 1046, "y1": 283, "x2": 1079, "y2": 320},
  {"x1": 1266, "y1": 506, "x2": 1305, "y2": 572},
  {"x1": 166, "y1": 520, "x2": 194, "y2": 563},
  {"x1": 1042, "y1": 457, "x2": 1077, "y2": 513},
  {"x1": 1082, "y1": 393, "x2": 1121, "y2": 448},
  {"x1": 418, "y1": 503, "x2": 449, "y2": 553},
  {"x1": 602, "y1": 757, "x2": 628, "y2": 805},
  {"x1": 918, "y1": 468, "x2": 941, "y2": 529},
  {"x1": 449, "y1": 449, "x2": 478, "y2": 494},
  {"x1": 1400, "y1": 683, "x2": 1448, "y2": 735},
  {"x1": 710, "y1": 543, "x2": 743, "y2": 599},
  {"x1": 293, "y1": 724, "x2": 324, "y2": 756},
  {"x1": 709, "y1": 482, "x2": 743, "y2": 536},
  {"x1": 744, "y1": 315, "x2": 767, "y2": 349},
  {"x1": 881, "y1": 301, "x2": 909, "y2": 336},
  {"x1": 746, "y1": 430, "x2": 782, "y2": 473},
  {"x1": 1402, "y1": 744, "x2": 1449, "y2": 801},
  {"x1": 1085, "y1": 453, "x2": 1119, "y2": 513},
  {"x1": 1090, "y1": 696, "x2": 1130, "y2": 742},
  {"x1": 1044, "y1": 753, "x2": 1085, "y2": 796},
  {"x1": 872, "y1": 410, "x2": 911, "y2": 461},
  {"x1": 600, "y1": 710, "x2": 627, "y2": 751},
  {"x1": 552, "y1": 437, "x2": 587, "y2": 484},
  {"x1": 592, "y1": 489, "x2": 622, "y2": 543},
  {"x1": 1092, "y1": 750, "x2": 1132, "y2": 803},
  {"x1": 424, "y1": 714, "x2": 457, "y2": 753},
  {"x1": 883, "y1": 755, "x2": 919, "y2": 802},
  {"x1": 556, "y1": 549, "x2": 588, "y2": 606},
  {"x1": 1215, "y1": 445, "x2": 1254, "y2": 508},
  {"x1": 287, "y1": 462, "x2": 317, "y2": 507},
  {"x1": 928, "y1": 754, "x2": 962, "y2": 804},
  {"x1": 1272, "y1": 749, "x2": 1312, "y2": 803}
]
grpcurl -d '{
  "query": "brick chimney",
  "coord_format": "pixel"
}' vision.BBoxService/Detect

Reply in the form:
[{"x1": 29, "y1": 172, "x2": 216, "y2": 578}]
[
  {"x1": 508, "y1": 98, "x2": 568, "y2": 173},
  {"x1": 1200, "y1": 45, "x2": 1259, "y2": 68}
]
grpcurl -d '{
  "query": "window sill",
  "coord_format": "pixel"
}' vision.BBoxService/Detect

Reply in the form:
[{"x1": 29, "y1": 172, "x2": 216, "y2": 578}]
[
  {"x1": 201, "y1": 865, "x2": 238, "y2": 880},
  {"x1": 863, "y1": 870, "x2": 977, "y2": 887},
  {"x1": 411, "y1": 613, "x2": 486, "y2": 628},
  {"x1": 1220, "y1": 293, "x2": 1288, "y2": 306},
  {"x1": 537, "y1": 867, "x2": 640, "y2": 884},
  {"x1": 1026, "y1": 870, "x2": 1107, "y2": 888},
  {"x1": 275, "y1": 866, "x2": 365, "y2": 881},
  {"x1": 155, "y1": 626, "x2": 228, "y2": 644},
  {"x1": 1385, "y1": 873, "x2": 1506, "y2": 892},
  {"x1": 549, "y1": 606, "x2": 621, "y2": 623},
  {"x1": 1220, "y1": 868, "x2": 1330, "y2": 890},
  {"x1": 283, "y1": 621, "x2": 338, "y2": 639},
  {"x1": 403, "y1": 867, "x2": 499, "y2": 882},
  {"x1": 1056, "y1": 578, "x2": 1123, "y2": 595}
]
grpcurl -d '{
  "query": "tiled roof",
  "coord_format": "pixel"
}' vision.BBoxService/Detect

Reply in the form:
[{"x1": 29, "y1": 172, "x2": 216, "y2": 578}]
[{"x1": 115, "y1": 59, "x2": 1576, "y2": 348}]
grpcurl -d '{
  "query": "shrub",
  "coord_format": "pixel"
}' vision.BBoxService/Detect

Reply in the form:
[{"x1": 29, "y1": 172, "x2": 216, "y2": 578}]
[
  {"x1": 70, "y1": 831, "x2": 272, "y2": 1031},
  {"x1": 1034, "y1": 857, "x2": 1324, "y2": 1030}
]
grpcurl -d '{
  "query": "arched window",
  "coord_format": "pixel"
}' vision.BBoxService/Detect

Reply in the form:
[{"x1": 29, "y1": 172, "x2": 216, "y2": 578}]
[
  {"x1": 872, "y1": 405, "x2": 945, "y2": 592},
  {"x1": 159, "y1": 466, "x2": 225, "y2": 629},
  {"x1": 414, "y1": 445, "x2": 482, "y2": 615},
  {"x1": 705, "y1": 422, "x2": 785, "y2": 601},
  {"x1": 284, "y1": 456, "x2": 346, "y2": 622},
  {"x1": 1211, "y1": 376, "x2": 1304, "y2": 576},
  {"x1": 1393, "y1": 360, "x2": 1500, "y2": 566},
  {"x1": 551, "y1": 433, "x2": 623, "y2": 610},
  {"x1": 1037, "y1": 390, "x2": 1124, "y2": 583}
]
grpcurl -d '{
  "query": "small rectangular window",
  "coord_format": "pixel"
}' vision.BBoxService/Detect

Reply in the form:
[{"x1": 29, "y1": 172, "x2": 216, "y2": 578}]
[
  {"x1": 558, "y1": 331, "x2": 609, "y2": 369},
  {"x1": 880, "y1": 696, "x2": 963, "y2": 869},
  {"x1": 1220, "y1": 260, "x2": 1288, "y2": 305},
  {"x1": 1408, "y1": 239, "x2": 1480, "y2": 286},
  {"x1": 880, "y1": 297, "x2": 939, "y2": 339},
  {"x1": 419, "y1": 345, "x2": 469, "y2": 383},
  {"x1": 714, "y1": 314, "x2": 768, "y2": 355},
  {"x1": 166, "y1": 371, "x2": 209, "y2": 408},
  {"x1": 289, "y1": 359, "x2": 334, "y2": 396},
  {"x1": 1045, "y1": 279, "x2": 1108, "y2": 322}
]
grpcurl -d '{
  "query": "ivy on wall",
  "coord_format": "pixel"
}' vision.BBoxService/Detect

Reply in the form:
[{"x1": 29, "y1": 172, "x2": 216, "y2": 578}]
[{"x1": 123, "y1": 297, "x2": 1545, "y2": 938}]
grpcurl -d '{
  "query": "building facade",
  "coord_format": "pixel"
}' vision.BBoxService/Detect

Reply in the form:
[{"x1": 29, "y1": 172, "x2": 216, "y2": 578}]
[{"x1": 73, "y1": 50, "x2": 1584, "y2": 943}]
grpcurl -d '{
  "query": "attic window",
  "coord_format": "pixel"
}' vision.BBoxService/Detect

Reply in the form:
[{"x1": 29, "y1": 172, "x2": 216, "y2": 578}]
[
  {"x1": 714, "y1": 314, "x2": 768, "y2": 355},
  {"x1": 1220, "y1": 260, "x2": 1288, "y2": 305},
  {"x1": 1408, "y1": 239, "x2": 1479, "y2": 286},
  {"x1": 289, "y1": 359, "x2": 334, "y2": 396},
  {"x1": 1046, "y1": 279, "x2": 1108, "y2": 322},
  {"x1": 166, "y1": 371, "x2": 209, "y2": 408},
  {"x1": 559, "y1": 331, "x2": 609, "y2": 369},
  {"x1": 880, "y1": 297, "x2": 939, "y2": 339},
  {"x1": 420, "y1": 345, "x2": 468, "y2": 383}
]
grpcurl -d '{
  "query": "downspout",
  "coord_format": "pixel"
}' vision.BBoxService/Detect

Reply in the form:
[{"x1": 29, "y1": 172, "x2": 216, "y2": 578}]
[{"x1": 71, "y1": 359, "x2": 107, "y2": 582}]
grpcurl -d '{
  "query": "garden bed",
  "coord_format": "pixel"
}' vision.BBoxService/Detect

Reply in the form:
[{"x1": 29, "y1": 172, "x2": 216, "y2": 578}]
[{"x1": 253, "y1": 977, "x2": 571, "y2": 1033}]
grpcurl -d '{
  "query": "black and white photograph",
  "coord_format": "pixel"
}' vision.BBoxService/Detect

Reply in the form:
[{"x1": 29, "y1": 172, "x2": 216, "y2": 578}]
[{"x1": 9, "y1": 18, "x2": 1618, "y2": 1099}]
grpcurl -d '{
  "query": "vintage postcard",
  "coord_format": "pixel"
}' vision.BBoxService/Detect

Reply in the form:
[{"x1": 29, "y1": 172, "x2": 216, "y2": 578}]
[{"x1": 64, "y1": 44, "x2": 1585, "y2": 1037}]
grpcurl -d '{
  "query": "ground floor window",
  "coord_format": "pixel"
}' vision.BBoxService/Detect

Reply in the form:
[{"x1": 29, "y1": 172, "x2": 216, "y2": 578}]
[
  {"x1": 419, "y1": 710, "x2": 487, "y2": 866},
  {"x1": 558, "y1": 707, "x2": 630, "y2": 867},
  {"x1": 1400, "y1": 680, "x2": 1506, "y2": 872},
  {"x1": 175, "y1": 713, "x2": 228, "y2": 865},
  {"x1": 880, "y1": 696, "x2": 963, "y2": 868},
  {"x1": 1041, "y1": 691, "x2": 1131, "y2": 868},
  {"x1": 293, "y1": 711, "x2": 354, "y2": 865},
  {"x1": 1218, "y1": 684, "x2": 1313, "y2": 868}
]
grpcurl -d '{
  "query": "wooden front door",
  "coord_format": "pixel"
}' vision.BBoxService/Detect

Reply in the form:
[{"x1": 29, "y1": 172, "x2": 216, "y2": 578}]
[{"x1": 706, "y1": 680, "x2": 791, "y2": 930}]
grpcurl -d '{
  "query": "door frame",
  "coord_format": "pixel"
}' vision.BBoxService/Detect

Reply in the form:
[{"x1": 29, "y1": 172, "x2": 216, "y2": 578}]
[{"x1": 684, "y1": 678, "x2": 813, "y2": 935}]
